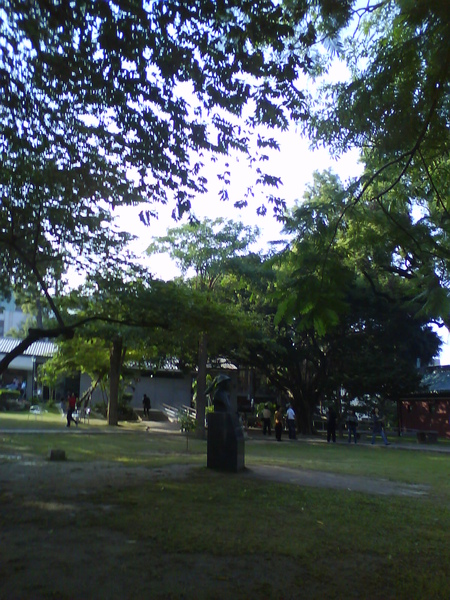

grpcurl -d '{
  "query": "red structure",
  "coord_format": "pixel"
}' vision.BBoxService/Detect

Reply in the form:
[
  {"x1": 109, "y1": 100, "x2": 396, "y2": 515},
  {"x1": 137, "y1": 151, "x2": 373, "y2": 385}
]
[
  {"x1": 398, "y1": 394, "x2": 450, "y2": 439},
  {"x1": 398, "y1": 366, "x2": 450, "y2": 440}
]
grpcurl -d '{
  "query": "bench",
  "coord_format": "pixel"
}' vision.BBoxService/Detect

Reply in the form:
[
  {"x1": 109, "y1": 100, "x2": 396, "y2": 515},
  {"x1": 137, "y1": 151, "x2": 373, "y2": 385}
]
[{"x1": 416, "y1": 430, "x2": 439, "y2": 444}]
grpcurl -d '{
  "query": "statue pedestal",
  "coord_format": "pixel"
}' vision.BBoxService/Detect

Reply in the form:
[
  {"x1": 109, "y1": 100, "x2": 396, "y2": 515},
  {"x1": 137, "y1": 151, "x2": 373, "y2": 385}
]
[{"x1": 207, "y1": 412, "x2": 245, "y2": 472}]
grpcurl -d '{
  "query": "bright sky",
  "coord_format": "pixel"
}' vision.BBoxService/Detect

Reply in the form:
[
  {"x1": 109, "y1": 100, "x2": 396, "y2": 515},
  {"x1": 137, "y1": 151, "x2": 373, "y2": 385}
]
[{"x1": 118, "y1": 129, "x2": 362, "y2": 277}]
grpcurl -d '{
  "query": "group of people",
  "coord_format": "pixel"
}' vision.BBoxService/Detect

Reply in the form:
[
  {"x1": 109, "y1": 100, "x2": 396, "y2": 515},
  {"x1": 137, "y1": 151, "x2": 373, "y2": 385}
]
[
  {"x1": 261, "y1": 403, "x2": 297, "y2": 442},
  {"x1": 3, "y1": 377, "x2": 27, "y2": 397},
  {"x1": 262, "y1": 403, "x2": 391, "y2": 445},
  {"x1": 328, "y1": 406, "x2": 390, "y2": 445},
  {"x1": 326, "y1": 408, "x2": 359, "y2": 444}
]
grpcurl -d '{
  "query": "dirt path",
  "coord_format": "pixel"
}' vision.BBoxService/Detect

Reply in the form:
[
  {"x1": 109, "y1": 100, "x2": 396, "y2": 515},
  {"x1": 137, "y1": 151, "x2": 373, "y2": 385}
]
[
  {"x1": 246, "y1": 463, "x2": 429, "y2": 496},
  {"x1": 0, "y1": 453, "x2": 430, "y2": 498}
]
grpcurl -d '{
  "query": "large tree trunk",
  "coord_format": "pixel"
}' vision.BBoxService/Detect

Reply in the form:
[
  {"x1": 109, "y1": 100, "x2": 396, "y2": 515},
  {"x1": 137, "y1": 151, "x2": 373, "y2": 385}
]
[
  {"x1": 293, "y1": 392, "x2": 314, "y2": 435},
  {"x1": 108, "y1": 336, "x2": 123, "y2": 426},
  {"x1": 195, "y1": 332, "x2": 208, "y2": 439}
]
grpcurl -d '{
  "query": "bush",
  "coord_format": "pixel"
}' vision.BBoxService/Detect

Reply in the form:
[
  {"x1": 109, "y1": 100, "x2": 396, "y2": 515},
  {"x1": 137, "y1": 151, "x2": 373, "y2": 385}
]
[{"x1": 0, "y1": 389, "x2": 28, "y2": 411}]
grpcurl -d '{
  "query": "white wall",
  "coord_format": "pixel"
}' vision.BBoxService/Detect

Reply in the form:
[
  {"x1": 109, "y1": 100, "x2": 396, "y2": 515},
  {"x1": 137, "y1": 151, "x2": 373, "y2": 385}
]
[
  {"x1": 130, "y1": 374, "x2": 193, "y2": 411},
  {"x1": 79, "y1": 372, "x2": 192, "y2": 412}
]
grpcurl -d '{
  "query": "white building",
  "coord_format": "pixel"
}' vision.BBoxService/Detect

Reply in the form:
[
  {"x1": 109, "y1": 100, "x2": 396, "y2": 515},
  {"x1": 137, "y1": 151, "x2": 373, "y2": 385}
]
[
  {"x1": 0, "y1": 297, "x2": 26, "y2": 337},
  {"x1": 0, "y1": 337, "x2": 56, "y2": 400}
]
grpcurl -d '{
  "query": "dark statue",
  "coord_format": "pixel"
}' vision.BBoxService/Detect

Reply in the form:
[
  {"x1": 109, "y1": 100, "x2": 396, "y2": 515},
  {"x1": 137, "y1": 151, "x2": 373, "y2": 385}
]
[{"x1": 206, "y1": 375, "x2": 245, "y2": 472}]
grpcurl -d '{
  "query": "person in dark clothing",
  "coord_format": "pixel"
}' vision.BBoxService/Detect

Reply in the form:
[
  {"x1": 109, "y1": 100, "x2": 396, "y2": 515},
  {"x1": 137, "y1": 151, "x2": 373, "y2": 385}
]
[
  {"x1": 327, "y1": 407, "x2": 337, "y2": 443},
  {"x1": 371, "y1": 407, "x2": 390, "y2": 445},
  {"x1": 347, "y1": 409, "x2": 358, "y2": 444},
  {"x1": 143, "y1": 394, "x2": 151, "y2": 418}
]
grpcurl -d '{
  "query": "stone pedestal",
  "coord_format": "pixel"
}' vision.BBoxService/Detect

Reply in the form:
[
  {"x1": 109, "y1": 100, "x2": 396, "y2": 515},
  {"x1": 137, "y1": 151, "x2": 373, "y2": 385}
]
[{"x1": 207, "y1": 412, "x2": 245, "y2": 472}]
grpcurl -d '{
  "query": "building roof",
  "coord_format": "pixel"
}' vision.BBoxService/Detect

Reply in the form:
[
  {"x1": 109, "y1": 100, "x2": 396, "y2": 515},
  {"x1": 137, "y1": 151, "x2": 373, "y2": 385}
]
[
  {"x1": 421, "y1": 365, "x2": 450, "y2": 392},
  {"x1": 0, "y1": 337, "x2": 56, "y2": 358}
]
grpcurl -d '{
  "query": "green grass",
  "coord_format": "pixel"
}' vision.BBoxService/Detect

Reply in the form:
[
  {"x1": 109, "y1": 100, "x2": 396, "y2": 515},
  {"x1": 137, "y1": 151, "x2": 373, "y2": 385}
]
[
  {"x1": 86, "y1": 470, "x2": 449, "y2": 599},
  {"x1": 1, "y1": 413, "x2": 449, "y2": 598},
  {"x1": 245, "y1": 440, "x2": 450, "y2": 495},
  {"x1": 0, "y1": 411, "x2": 206, "y2": 467},
  {"x1": 0, "y1": 409, "x2": 109, "y2": 430},
  {"x1": 1, "y1": 412, "x2": 449, "y2": 494}
]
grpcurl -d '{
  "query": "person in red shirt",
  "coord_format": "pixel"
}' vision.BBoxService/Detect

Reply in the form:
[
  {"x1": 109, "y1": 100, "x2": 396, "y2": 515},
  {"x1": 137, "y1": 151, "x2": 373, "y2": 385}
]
[{"x1": 67, "y1": 392, "x2": 78, "y2": 428}]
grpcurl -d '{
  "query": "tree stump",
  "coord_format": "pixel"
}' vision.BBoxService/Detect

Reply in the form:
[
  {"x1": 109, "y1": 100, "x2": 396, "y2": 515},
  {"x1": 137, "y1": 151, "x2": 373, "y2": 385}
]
[{"x1": 49, "y1": 449, "x2": 66, "y2": 461}]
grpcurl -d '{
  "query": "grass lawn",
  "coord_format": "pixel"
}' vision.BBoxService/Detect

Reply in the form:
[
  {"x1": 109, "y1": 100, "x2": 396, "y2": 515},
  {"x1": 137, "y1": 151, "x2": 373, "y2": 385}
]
[{"x1": 1, "y1": 412, "x2": 449, "y2": 599}]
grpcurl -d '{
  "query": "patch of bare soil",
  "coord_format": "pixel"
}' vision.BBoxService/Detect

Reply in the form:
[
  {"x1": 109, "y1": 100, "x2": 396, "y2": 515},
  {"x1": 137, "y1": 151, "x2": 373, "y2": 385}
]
[
  {"x1": 246, "y1": 464, "x2": 429, "y2": 497},
  {"x1": 0, "y1": 457, "x2": 429, "y2": 600}
]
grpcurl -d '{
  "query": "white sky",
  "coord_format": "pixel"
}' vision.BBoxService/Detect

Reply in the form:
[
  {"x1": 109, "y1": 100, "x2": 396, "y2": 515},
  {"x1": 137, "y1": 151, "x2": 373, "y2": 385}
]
[{"x1": 117, "y1": 129, "x2": 362, "y2": 277}]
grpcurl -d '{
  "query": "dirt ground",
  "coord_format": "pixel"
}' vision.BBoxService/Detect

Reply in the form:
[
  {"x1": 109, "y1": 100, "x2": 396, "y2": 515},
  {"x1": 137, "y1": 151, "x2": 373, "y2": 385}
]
[{"x1": 0, "y1": 450, "x2": 431, "y2": 600}]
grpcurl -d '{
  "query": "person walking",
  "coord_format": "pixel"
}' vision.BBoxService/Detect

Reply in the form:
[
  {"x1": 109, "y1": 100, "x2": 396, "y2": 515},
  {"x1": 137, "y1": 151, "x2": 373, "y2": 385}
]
[
  {"x1": 347, "y1": 409, "x2": 358, "y2": 444},
  {"x1": 66, "y1": 392, "x2": 78, "y2": 428},
  {"x1": 274, "y1": 406, "x2": 283, "y2": 441},
  {"x1": 142, "y1": 393, "x2": 151, "y2": 418},
  {"x1": 286, "y1": 404, "x2": 296, "y2": 440},
  {"x1": 371, "y1": 407, "x2": 390, "y2": 445},
  {"x1": 262, "y1": 403, "x2": 272, "y2": 436},
  {"x1": 326, "y1": 407, "x2": 337, "y2": 443}
]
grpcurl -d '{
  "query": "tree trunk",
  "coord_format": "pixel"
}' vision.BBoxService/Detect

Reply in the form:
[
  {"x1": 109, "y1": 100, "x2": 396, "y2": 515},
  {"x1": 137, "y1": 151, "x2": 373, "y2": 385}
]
[
  {"x1": 195, "y1": 332, "x2": 208, "y2": 439},
  {"x1": 108, "y1": 336, "x2": 123, "y2": 426},
  {"x1": 294, "y1": 393, "x2": 314, "y2": 435}
]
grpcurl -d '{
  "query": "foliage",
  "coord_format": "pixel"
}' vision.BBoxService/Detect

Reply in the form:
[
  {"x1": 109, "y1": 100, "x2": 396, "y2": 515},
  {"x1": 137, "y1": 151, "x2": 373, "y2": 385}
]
[
  {"x1": 178, "y1": 408, "x2": 197, "y2": 451},
  {"x1": 220, "y1": 172, "x2": 441, "y2": 433},
  {"x1": 307, "y1": 0, "x2": 450, "y2": 325},
  {"x1": 148, "y1": 218, "x2": 260, "y2": 435},
  {"x1": 148, "y1": 218, "x2": 260, "y2": 288},
  {"x1": 0, "y1": 0, "x2": 355, "y2": 372},
  {"x1": 0, "y1": 388, "x2": 23, "y2": 411}
]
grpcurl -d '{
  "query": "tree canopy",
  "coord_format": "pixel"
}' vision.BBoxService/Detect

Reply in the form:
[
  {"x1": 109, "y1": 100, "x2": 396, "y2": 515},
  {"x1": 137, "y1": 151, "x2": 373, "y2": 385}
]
[
  {"x1": 0, "y1": 0, "x2": 356, "y2": 365},
  {"x1": 2, "y1": 0, "x2": 448, "y2": 427},
  {"x1": 307, "y1": 0, "x2": 450, "y2": 325},
  {"x1": 223, "y1": 170, "x2": 442, "y2": 432},
  {"x1": 148, "y1": 217, "x2": 259, "y2": 434}
]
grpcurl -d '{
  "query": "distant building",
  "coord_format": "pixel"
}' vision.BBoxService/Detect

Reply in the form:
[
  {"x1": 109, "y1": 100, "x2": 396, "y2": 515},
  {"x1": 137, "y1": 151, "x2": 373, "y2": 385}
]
[
  {"x1": 399, "y1": 365, "x2": 450, "y2": 439},
  {"x1": 0, "y1": 337, "x2": 56, "y2": 400},
  {"x1": 0, "y1": 328, "x2": 281, "y2": 419},
  {"x1": 0, "y1": 297, "x2": 26, "y2": 337}
]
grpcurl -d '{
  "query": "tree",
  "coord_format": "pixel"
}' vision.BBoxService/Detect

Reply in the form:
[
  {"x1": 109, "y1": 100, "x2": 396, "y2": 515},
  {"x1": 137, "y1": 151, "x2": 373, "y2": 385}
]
[
  {"x1": 1, "y1": 0, "x2": 354, "y2": 369},
  {"x1": 219, "y1": 171, "x2": 441, "y2": 433},
  {"x1": 310, "y1": 1, "x2": 449, "y2": 186},
  {"x1": 147, "y1": 217, "x2": 259, "y2": 436},
  {"x1": 41, "y1": 263, "x2": 252, "y2": 425},
  {"x1": 307, "y1": 0, "x2": 450, "y2": 326},
  {"x1": 38, "y1": 335, "x2": 110, "y2": 406}
]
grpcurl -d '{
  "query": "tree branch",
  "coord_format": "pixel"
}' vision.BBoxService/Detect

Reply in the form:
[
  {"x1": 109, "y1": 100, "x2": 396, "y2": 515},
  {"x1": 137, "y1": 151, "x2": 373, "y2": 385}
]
[{"x1": 0, "y1": 314, "x2": 171, "y2": 375}]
